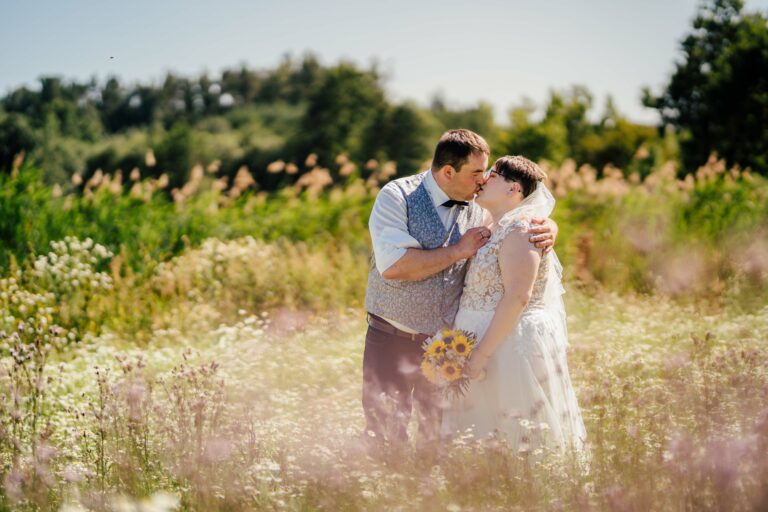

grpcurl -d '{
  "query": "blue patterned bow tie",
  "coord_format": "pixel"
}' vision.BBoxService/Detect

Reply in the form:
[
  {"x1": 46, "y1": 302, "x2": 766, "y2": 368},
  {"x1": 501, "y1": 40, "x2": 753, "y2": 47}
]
[{"x1": 441, "y1": 199, "x2": 469, "y2": 208}]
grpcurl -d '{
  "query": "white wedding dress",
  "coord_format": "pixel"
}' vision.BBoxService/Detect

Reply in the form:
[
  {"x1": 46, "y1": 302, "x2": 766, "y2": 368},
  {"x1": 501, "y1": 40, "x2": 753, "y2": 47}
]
[{"x1": 442, "y1": 186, "x2": 586, "y2": 453}]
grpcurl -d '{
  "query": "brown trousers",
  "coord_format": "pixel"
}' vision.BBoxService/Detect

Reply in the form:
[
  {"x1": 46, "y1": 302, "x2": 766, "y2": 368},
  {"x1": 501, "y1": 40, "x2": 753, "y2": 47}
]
[{"x1": 361, "y1": 322, "x2": 441, "y2": 446}]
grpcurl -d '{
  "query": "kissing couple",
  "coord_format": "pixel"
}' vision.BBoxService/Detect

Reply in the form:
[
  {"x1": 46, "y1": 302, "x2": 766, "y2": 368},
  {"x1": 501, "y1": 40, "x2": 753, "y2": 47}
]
[{"x1": 362, "y1": 129, "x2": 586, "y2": 454}]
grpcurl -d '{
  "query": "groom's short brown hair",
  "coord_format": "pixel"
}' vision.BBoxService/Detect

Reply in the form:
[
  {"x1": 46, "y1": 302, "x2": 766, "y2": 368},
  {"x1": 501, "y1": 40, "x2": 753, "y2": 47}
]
[{"x1": 431, "y1": 129, "x2": 490, "y2": 173}]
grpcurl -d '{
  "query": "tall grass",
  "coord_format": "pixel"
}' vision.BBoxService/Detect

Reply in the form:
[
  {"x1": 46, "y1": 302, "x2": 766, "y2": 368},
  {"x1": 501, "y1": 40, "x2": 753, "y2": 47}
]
[
  {"x1": 0, "y1": 162, "x2": 374, "y2": 274},
  {"x1": 4, "y1": 153, "x2": 766, "y2": 313},
  {"x1": 544, "y1": 158, "x2": 768, "y2": 305}
]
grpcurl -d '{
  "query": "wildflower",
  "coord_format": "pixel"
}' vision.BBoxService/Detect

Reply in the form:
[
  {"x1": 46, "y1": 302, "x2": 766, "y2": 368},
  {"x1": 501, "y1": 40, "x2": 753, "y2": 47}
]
[
  {"x1": 267, "y1": 160, "x2": 286, "y2": 174},
  {"x1": 145, "y1": 150, "x2": 156, "y2": 167},
  {"x1": 233, "y1": 166, "x2": 256, "y2": 190},
  {"x1": 440, "y1": 362, "x2": 461, "y2": 382},
  {"x1": 427, "y1": 340, "x2": 447, "y2": 357},
  {"x1": 451, "y1": 335, "x2": 471, "y2": 356},
  {"x1": 339, "y1": 162, "x2": 356, "y2": 177},
  {"x1": 421, "y1": 360, "x2": 438, "y2": 384}
]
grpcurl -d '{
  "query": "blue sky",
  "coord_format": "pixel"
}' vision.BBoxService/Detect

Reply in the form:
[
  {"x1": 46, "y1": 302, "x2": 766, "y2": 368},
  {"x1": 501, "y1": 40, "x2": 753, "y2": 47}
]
[{"x1": 2, "y1": 0, "x2": 767, "y2": 124}]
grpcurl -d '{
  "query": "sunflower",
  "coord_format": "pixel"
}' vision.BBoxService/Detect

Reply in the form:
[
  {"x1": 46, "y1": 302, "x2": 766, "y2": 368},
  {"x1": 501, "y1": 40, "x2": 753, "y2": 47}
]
[
  {"x1": 421, "y1": 360, "x2": 438, "y2": 384},
  {"x1": 451, "y1": 335, "x2": 472, "y2": 357},
  {"x1": 427, "y1": 340, "x2": 447, "y2": 358},
  {"x1": 440, "y1": 362, "x2": 461, "y2": 382}
]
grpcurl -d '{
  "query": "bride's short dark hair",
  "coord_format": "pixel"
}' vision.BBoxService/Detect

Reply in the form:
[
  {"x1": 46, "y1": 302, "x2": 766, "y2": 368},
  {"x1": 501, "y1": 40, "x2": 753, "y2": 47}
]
[{"x1": 493, "y1": 156, "x2": 546, "y2": 197}]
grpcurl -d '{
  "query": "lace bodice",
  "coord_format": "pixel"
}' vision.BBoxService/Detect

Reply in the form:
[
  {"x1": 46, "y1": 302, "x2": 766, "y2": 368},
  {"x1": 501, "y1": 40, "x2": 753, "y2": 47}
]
[{"x1": 459, "y1": 216, "x2": 550, "y2": 312}]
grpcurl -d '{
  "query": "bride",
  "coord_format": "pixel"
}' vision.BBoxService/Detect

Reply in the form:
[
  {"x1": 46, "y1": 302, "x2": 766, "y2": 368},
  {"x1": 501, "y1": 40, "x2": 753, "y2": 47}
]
[{"x1": 441, "y1": 155, "x2": 586, "y2": 452}]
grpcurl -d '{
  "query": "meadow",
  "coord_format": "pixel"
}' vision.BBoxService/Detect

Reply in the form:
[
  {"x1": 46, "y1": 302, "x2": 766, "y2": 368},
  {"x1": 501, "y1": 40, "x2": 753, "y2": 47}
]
[{"x1": 1, "y1": 154, "x2": 767, "y2": 511}]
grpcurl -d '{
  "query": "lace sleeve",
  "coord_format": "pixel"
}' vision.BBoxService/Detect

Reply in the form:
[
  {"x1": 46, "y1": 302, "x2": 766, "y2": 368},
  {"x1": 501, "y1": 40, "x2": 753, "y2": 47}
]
[{"x1": 495, "y1": 215, "x2": 531, "y2": 240}]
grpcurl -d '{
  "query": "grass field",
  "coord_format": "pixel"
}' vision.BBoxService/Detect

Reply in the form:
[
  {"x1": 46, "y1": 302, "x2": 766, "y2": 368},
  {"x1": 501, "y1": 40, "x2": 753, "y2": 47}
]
[
  {"x1": 1, "y1": 290, "x2": 762, "y2": 511},
  {"x1": 1, "y1": 157, "x2": 767, "y2": 510}
]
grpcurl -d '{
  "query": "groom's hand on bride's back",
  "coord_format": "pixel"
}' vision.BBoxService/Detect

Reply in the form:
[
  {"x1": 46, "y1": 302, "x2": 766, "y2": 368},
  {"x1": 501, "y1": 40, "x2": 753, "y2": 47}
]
[
  {"x1": 528, "y1": 218, "x2": 558, "y2": 255},
  {"x1": 455, "y1": 227, "x2": 492, "y2": 259}
]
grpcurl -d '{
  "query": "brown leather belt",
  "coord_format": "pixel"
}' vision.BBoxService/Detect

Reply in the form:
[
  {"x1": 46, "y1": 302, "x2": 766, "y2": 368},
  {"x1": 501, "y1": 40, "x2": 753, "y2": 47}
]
[{"x1": 366, "y1": 313, "x2": 430, "y2": 343}]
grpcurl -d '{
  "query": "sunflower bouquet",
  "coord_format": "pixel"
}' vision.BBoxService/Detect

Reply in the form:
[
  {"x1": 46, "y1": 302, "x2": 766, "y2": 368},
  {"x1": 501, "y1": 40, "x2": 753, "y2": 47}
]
[{"x1": 420, "y1": 328, "x2": 478, "y2": 397}]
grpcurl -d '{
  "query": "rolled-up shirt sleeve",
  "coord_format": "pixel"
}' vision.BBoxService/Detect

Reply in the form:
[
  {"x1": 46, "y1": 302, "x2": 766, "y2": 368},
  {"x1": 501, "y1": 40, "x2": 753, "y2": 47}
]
[{"x1": 369, "y1": 183, "x2": 422, "y2": 274}]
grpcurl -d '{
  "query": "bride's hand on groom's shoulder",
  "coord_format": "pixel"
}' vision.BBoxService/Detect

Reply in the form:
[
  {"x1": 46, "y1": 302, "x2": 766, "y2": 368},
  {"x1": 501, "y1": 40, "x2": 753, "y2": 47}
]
[{"x1": 528, "y1": 218, "x2": 558, "y2": 255}]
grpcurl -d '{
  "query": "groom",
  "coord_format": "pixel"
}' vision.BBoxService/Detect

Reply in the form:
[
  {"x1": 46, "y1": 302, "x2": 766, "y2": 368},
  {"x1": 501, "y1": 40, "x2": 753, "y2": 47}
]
[{"x1": 362, "y1": 129, "x2": 556, "y2": 448}]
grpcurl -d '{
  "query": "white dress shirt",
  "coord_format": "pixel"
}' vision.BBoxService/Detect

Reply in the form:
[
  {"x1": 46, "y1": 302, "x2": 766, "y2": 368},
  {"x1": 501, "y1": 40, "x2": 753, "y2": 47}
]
[{"x1": 368, "y1": 170, "x2": 466, "y2": 333}]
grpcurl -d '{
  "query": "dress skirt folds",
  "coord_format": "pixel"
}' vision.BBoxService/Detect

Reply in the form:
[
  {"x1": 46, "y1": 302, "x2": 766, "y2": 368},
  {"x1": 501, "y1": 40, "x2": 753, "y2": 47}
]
[{"x1": 441, "y1": 307, "x2": 586, "y2": 452}]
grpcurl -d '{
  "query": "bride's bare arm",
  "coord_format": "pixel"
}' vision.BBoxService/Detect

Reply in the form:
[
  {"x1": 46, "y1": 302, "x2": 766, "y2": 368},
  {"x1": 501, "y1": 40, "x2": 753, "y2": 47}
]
[{"x1": 466, "y1": 231, "x2": 541, "y2": 378}]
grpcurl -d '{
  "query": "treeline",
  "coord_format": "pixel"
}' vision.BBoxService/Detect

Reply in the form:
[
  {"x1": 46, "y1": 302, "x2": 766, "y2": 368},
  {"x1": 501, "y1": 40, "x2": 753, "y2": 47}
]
[
  {"x1": 0, "y1": 57, "x2": 444, "y2": 187},
  {"x1": 0, "y1": 57, "x2": 663, "y2": 191},
  {"x1": 0, "y1": 64, "x2": 666, "y2": 189},
  {"x1": 2, "y1": 156, "x2": 766, "y2": 308}
]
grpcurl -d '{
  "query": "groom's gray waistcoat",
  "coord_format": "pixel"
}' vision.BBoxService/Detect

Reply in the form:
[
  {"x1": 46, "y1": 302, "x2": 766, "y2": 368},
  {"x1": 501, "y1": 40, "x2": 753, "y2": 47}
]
[{"x1": 365, "y1": 173, "x2": 483, "y2": 334}]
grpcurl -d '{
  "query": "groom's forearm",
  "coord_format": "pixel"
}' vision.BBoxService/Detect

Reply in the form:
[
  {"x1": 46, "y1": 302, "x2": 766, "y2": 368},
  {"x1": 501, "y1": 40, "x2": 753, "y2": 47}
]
[{"x1": 381, "y1": 246, "x2": 464, "y2": 281}]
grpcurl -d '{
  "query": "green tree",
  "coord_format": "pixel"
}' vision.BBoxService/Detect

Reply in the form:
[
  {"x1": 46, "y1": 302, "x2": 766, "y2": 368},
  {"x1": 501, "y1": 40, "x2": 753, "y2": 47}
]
[
  {"x1": 0, "y1": 114, "x2": 36, "y2": 172},
  {"x1": 643, "y1": 0, "x2": 768, "y2": 174},
  {"x1": 496, "y1": 98, "x2": 567, "y2": 163},
  {"x1": 546, "y1": 85, "x2": 594, "y2": 158},
  {"x1": 296, "y1": 63, "x2": 386, "y2": 166},
  {"x1": 154, "y1": 122, "x2": 197, "y2": 188},
  {"x1": 577, "y1": 97, "x2": 657, "y2": 172},
  {"x1": 497, "y1": 88, "x2": 658, "y2": 170},
  {"x1": 430, "y1": 96, "x2": 499, "y2": 145},
  {"x1": 359, "y1": 102, "x2": 434, "y2": 174}
]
